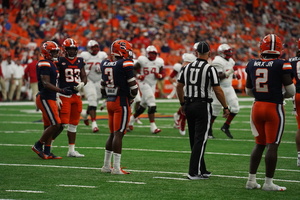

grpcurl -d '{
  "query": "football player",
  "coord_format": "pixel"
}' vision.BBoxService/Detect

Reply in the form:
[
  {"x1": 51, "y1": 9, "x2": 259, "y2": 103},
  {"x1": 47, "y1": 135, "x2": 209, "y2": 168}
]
[
  {"x1": 32, "y1": 41, "x2": 72, "y2": 159},
  {"x1": 170, "y1": 53, "x2": 196, "y2": 135},
  {"x1": 127, "y1": 45, "x2": 165, "y2": 134},
  {"x1": 210, "y1": 44, "x2": 240, "y2": 139},
  {"x1": 245, "y1": 34, "x2": 295, "y2": 191},
  {"x1": 289, "y1": 38, "x2": 300, "y2": 167},
  {"x1": 56, "y1": 38, "x2": 87, "y2": 157},
  {"x1": 80, "y1": 40, "x2": 108, "y2": 133},
  {"x1": 100, "y1": 39, "x2": 138, "y2": 174}
]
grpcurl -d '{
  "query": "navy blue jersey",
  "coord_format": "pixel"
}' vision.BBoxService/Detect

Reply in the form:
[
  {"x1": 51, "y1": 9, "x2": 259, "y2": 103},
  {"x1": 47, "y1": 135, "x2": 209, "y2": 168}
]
[
  {"x1": 36, "y1": 59, "x2": 59, "y2": 100},
  {"x1": 246, "y1": 59, "x2": 292, "y2": 104},
  {"x1": 101, "y1": 59, "x2": 135, "y2": 104},
  {"x1": 56, "y1": 57, "x2": 85, "y2": 94},
  {"x1": 289, "y1": 56, "x2": 300, "y2": 93}
]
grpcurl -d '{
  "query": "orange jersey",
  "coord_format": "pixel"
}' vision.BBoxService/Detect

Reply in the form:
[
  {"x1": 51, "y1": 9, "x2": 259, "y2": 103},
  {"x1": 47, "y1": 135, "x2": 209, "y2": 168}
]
[
  {"x1": 36, "y1": 94, "x2": 61, "y2": 126},
  {"x1": 59, "y1": 94, "x2": 82, "y2": 125},
  {"x1": 251, "y1": 101, "x2": 285, "y2": 145}
]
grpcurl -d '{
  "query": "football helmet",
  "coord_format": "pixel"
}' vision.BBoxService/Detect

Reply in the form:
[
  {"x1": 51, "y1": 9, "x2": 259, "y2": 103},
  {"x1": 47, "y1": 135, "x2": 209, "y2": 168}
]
[
  {"x1": 260, "y1": 34, "x2": 282, "y2": 56},
  {"x1": 218, "y1": 44, "x2": 233, "y2": 59},
  {"x1": 62, "y1": 38, "x2": 78, "y2": 59},
  {"x1": 111, "y1": 39, "x2": 133, "y2": 60},
  {"x1": 182, "y1": 53, "x2": 196, "y2": 62},
  {"x1": 40, "y1": 41, "x2": 60, "y2": 61},
  {"x1": 146, "y1": 45, "x2": 158, "y2": 61},
  {"x1": 87, "y1": 40, "x2": 100, "y2": 55}
]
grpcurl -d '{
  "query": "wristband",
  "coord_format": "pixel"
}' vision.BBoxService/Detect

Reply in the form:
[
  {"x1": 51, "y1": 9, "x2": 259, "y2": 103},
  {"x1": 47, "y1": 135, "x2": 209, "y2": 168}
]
[
  {"x1": 180, "y1": 102, "x2": 185, "y2": 106},
  {"x1": 223, "y1": 107, "x2": 229, "y2": 110}
]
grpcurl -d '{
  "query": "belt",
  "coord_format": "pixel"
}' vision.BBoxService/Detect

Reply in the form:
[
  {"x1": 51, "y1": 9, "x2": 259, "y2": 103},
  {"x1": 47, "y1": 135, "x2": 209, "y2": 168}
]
[{"x1": 184, "y1": 97, "x2": 212, "y2": 103}]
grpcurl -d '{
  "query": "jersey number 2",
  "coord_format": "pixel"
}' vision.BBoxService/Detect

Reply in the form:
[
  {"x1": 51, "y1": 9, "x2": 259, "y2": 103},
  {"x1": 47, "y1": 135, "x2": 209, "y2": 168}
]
[{"x1": 255, "y1": 68, "x2": 268, "y2": 92}]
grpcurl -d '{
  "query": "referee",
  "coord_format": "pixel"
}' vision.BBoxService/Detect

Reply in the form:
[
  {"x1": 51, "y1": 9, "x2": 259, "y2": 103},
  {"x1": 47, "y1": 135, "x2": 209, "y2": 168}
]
[{"x1": 176, "y1": 41, "x2": 230, "y2": 180}]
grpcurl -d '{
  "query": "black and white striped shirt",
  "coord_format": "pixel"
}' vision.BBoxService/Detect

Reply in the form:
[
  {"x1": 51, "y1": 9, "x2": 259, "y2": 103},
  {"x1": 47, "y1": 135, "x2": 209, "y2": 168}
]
[{"x1": 177, "y1": 58, "x2": 220, "y2": 100}]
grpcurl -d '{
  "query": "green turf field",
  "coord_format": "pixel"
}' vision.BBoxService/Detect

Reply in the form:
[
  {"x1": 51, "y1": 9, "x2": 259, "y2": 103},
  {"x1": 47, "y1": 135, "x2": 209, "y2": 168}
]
[{"x1": 0, "y1": 97, "x2": 299, "y2": 200}]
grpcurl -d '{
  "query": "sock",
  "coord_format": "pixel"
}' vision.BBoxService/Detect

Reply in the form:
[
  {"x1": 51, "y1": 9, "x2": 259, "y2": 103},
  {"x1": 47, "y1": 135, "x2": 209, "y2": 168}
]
[
  {"x1": 265, "y1": 177, "x2": 273, "y2": 185},
  {"x1": 91, "y1": 117, "x2": 96, "y2": 122},
  {"x1": 248, "y1": 173, "x2": 256, "y2": 182},
  {"x1": 69, "y1": 144, "x2": 75, "y2": 152},
  {"x1": 103, "y1": 150, "x2": 113, "y2": 168},
  {"x1": 298, "y1": 151, "x2": 300, "y2": 158},
  {"x1": 44, "y1": 145, "x2": 51, "y2": 155},
  {"x1": 35, "y1": 140, "x2": 43, "y2": 148},
  {"x1": 113, "y1": 152, "x2": 121, "y2": 170},
  {"x1": 150, "y1": 122, "x2": 157, "y2": 131}
]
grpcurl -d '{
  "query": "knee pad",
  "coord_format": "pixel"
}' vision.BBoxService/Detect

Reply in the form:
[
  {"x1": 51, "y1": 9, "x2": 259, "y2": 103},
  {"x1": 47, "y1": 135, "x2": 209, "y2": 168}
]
[
  {"x1": 148, "y1": 106, "x2": 157, "y2": 114},
  {"x1": 68, "y1": 124, "x2": 77, "y2": 132},
  {"x1": 135, "y1": 105, "x2": 146, "y2": 116}
]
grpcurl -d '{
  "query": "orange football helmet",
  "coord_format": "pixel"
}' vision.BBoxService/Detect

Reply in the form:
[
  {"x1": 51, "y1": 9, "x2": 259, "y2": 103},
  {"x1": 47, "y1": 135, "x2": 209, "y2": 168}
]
[
  {"x1": 260, "y1": 34, "x2": 282, "y2": 56},
  {"x1": 111, "y1": 39, "x2": 133, "y2": 60},
  {"x1": 41, "y1": 41, "x2": 60, "y2": 61},
  {"x1": 87, "y1": 40, "x2": 100, "y2": 55},
  {"x1": 62, "y1": 38, "x2": 78, "y2": 59}
]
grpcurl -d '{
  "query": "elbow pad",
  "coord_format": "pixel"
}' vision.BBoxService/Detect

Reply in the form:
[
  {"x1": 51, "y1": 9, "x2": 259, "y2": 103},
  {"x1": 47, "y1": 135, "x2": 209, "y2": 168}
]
[
  {"x1": 245, "y1": 87, "x2": 254, "y2": 97},
  {"x1": 283, "y1": 84, "x2": 296, "y2": 98}
]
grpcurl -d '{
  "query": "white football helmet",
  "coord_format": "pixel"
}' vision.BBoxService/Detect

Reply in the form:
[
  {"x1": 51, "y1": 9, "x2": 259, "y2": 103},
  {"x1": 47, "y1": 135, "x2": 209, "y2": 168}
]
[
  {"x1": 87, "y1": 40, "x2": 100, "y2": 55},
  {"x1": 146, "y1": 45, "x2": 158, "y2": 61},
  {"x1": 182, "y1": 53, "x2": 196, "y2": 63},
  {"x1": 217, "y1": 44, "x2": 233, "y2": 59}
]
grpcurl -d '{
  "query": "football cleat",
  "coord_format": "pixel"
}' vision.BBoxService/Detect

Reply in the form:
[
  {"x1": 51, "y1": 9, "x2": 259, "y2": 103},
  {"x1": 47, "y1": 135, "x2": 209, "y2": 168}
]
[
  {"x1": 202, "y1": 171, "x2": 212, "y2": 177},
  {"x1": 92, "y1": 127, "x2": 99, "y2": 133},
  {"x1": 262, "y1": 183, "x2": 286, "y2": 191},
  {"x1": 208, "y1": 129, "x2": 215, "y2": 139},
  {"x1": 67, "y1": 151, "x2": 85, "y2": 157},
  {"x1": 83, "y1": 119, "x2": 89, "y2": 126},
  {"x1": 152, "y1": 128, "x2": 161, "y2": 134},
  {"x1": 135, "y1": 118, "x2": 143, "y2": 124},
  {"x1": 221, "y1": 123, "x2": 233, "y2": 139},
  {"x1": 179, "y1": 129, "x2": 186, "y2": 136},
  {"x1": 46, "y1": 153, "x2": 62, "y2": 159},
  {"x1": 31, "y1": 145, "x2": 47, "y2": 159},
  {"x1": 246, "y1": 181, "x2": 261, "y2": 189},
  {"x1": 101, "y1": 166, "x2": 112, "y2": 173},
  {"x1": 128, "y1": 125, "x2": 134, "y2": 131},
  {"x1": 173, "y1": 113, "x2": 180, "y2": 129},
  {"x1": 187, "y1": 174, "x2": 209, "y2": 180},
  {"x1": 111, "y1": 168, "x2": 130, "y2": 175}
]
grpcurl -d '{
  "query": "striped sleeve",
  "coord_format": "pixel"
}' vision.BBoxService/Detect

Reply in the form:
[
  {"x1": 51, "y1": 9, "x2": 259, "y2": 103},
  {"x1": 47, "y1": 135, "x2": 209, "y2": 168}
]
[
  {"x1": 37, "y1": 61, "x2": 51, "y2": 68},
  {"x1": 283, "y1": 62, "x2": 292, "y2": 70},
  {"x1": 123, "y1": 60, "x2": 134, "y2": 68}
]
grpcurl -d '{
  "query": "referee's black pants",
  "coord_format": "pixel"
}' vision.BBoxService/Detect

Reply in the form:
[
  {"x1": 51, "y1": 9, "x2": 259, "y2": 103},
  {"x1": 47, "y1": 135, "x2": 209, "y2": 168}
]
[{"x1": 185, "y1": 101, "x2": 211, "y2": 176}]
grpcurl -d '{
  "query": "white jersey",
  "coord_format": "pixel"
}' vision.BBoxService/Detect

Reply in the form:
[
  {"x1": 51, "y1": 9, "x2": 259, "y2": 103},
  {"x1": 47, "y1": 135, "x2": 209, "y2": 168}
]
[
  {"x1": 211, "y1": 55, "x2": 235, "y2": 87},
  {"x1": 137, "y1": 55, "x2": 164, "y2": 87},
  {"x1": 79, "y1": 51, "x2": 108, "y2": 82},
  {"x1": 173, "y1": 63, "x2": 182, "y2": 79}
]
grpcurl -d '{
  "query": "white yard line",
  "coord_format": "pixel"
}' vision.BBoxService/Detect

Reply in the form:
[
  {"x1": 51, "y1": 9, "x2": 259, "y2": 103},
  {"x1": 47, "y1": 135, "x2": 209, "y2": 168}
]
[{"x1": 1, "y1": 163, "x2": 299, "y2": 184}]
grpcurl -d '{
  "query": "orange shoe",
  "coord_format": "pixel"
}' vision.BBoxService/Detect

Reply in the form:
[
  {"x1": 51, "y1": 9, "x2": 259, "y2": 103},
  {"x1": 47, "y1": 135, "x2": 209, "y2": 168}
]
[
  {"x1": 46, "y1": 153, "x2": 62, "y2": 159},
  {"x1": 31, "y1": 145, "x2": 47, "y2": 159}
]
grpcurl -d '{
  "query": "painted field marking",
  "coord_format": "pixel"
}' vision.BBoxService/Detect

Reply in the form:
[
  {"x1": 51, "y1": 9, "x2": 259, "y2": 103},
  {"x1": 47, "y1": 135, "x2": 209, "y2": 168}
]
[
  {"x1": 107, "y1": 181, "x2": 146, "y2": 184},
  {"x1": 1, "y1": 163, "x2": 299, "y2": 184},
  {"x1": 5, "y1": 189, "x2": 45, "y2": 193},
  {"x1": 57, "y1": 184, "x2": 96, "y2": 188}
]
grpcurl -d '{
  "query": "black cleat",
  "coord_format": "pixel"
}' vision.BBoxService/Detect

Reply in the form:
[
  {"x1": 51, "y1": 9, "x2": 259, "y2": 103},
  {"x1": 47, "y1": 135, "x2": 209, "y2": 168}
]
[
  {"x1": 221, "y1": 123, "x2": 233, "y2": 139},
  {"x1": 208, "y1": 128, "x2": 215, "y2": 139}
]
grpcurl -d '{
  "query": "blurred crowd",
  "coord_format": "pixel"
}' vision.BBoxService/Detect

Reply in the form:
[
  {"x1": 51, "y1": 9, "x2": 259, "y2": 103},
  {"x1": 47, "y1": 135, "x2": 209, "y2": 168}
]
[{"x1": 0, "y1": 0, "x2": 299, "y2": 101}]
